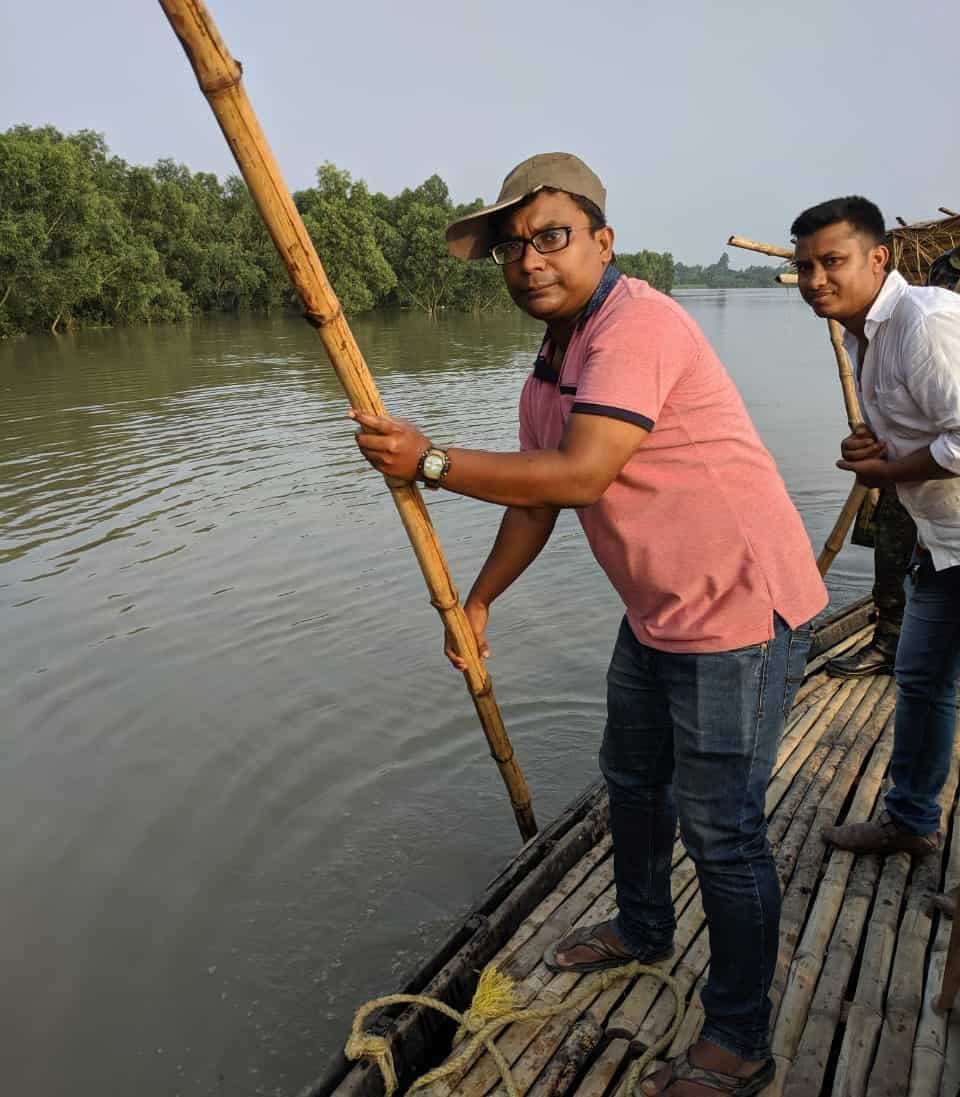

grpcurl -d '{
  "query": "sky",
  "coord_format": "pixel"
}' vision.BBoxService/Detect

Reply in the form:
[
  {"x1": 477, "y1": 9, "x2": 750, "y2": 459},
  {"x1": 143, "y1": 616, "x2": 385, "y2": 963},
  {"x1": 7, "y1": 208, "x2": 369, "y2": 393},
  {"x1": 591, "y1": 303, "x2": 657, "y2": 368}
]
[{"x1": 2, "y1": 0, "x2": 958, "y2": 265}]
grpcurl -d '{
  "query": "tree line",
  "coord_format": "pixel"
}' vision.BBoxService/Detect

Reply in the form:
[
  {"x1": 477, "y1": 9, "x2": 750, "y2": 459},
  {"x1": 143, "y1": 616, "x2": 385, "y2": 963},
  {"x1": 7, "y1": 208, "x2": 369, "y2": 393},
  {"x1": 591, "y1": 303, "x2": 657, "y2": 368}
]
[
  {"x1": 674, "y1": 252, "x2": 790, "y2": 288},
  {"x1": 1, "y1": 126, "x2": 697, "y2": 338}
]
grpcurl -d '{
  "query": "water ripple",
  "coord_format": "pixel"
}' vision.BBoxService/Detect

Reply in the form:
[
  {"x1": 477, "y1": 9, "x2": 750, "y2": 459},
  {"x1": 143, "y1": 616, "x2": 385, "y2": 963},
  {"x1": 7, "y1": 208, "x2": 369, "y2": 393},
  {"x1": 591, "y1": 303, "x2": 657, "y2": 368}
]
[{"x1": 0, "y1": 307, "x2": 873, "y2": 1097}]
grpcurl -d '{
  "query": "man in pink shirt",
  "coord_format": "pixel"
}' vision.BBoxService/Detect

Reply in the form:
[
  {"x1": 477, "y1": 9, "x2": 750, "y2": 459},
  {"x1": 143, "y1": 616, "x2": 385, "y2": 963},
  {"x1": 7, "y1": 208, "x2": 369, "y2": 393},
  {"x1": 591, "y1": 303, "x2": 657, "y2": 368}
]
[{"x1": 353, "y1": 153, "x2": 827, "y2": 1096}]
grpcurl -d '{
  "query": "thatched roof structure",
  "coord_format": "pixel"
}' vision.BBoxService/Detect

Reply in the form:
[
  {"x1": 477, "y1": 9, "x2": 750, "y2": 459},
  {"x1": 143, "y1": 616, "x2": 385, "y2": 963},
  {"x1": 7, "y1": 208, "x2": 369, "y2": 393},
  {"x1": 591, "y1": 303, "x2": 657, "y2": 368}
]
[{"x1": 887, "y1": 209, "x2": 960, "y2": 284}]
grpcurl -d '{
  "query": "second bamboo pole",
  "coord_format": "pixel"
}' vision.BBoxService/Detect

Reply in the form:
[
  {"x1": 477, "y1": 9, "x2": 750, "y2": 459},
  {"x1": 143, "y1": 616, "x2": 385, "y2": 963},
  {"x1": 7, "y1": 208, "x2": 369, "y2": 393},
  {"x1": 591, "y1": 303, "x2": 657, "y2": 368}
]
[
  {"x1": 817, "y1": 318, "x2": 876, "y2": 575},
  {"x1": 727, "y1": 235, "x2": 875, "y2": 576}
]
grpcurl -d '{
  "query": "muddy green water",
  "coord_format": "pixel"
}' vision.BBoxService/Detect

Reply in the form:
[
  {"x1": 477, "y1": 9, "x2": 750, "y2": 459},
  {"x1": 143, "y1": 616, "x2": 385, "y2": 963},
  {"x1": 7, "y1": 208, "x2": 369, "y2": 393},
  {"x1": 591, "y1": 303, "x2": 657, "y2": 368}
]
[{"x1": 0, "y1": 291, "x2": 871, "y2": 1096}]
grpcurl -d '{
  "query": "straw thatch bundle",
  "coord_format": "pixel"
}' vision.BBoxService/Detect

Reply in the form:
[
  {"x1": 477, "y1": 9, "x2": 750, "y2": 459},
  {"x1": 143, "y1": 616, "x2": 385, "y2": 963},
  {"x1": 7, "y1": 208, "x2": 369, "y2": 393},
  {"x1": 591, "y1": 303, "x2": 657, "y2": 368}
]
[{"x1": 887, "y1": 211, "x2": 960, "y2": 284}]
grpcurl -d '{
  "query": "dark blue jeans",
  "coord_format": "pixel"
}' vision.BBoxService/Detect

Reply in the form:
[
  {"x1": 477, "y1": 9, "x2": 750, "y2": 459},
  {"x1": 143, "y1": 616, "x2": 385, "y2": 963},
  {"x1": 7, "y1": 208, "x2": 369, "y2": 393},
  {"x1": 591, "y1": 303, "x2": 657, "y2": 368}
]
[
  {"x1": 886, "y1": 553, "x2": 960, "y2": 835},
  {"x1": 599, "y1": 614, "x2": 812, "y2": 1061}
]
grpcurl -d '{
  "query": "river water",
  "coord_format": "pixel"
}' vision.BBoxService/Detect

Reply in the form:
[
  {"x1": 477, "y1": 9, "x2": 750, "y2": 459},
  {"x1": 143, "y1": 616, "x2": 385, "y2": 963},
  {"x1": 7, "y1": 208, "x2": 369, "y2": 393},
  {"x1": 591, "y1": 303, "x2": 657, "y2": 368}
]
[{"x1": 0, "y1": 290, "x2": 872, "y2": 1096}]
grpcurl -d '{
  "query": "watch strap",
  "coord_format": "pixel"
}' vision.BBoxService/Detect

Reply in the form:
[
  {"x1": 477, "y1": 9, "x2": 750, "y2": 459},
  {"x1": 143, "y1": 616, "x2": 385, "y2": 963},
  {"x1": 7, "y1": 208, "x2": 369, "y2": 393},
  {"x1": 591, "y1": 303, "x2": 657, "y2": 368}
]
[{"x1": 417, "y1": 446, "x2": 450, "y2": 488}]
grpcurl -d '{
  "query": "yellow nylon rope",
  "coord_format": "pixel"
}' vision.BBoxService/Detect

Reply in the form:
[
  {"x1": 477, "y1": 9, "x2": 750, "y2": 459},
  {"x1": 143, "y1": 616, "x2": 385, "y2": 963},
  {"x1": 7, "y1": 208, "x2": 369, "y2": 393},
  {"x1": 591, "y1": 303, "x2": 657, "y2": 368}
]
[{"x1": 345, "y1": 961, "x2": 685, "y2": 1097}]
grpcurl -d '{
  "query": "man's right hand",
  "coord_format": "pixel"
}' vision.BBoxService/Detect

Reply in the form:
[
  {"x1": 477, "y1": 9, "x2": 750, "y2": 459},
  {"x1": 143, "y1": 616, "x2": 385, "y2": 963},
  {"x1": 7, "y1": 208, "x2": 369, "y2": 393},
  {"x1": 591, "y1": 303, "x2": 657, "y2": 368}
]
[
  {"x1": 841, "y1": 424, "x2": 887, "y2": 463},
  {"x1": 444, "y1": 598, "x2": 490, "y2": 671}
]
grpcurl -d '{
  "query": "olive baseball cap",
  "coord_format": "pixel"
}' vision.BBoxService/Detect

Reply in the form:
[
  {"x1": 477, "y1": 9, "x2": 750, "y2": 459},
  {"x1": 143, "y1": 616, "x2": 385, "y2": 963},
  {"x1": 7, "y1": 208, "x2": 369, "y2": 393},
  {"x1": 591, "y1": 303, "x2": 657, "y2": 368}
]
[{"x1": 445, "y1": 152, "x2": 606, "y2": 261}]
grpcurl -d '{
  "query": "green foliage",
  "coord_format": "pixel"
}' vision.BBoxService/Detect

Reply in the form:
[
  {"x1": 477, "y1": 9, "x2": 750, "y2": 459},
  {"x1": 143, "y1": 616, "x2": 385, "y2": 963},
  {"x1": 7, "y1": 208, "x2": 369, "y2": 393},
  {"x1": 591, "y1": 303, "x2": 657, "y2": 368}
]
[
  {"x1": 0, "y1": 126, "x2": 189, "y2": 335},
  {"x1": 386, "y1": 178, "x2": 462, "y2": 315},
  {"x1": 0, "y1": 125, "x2": 674, "y2": 336},
  {"x1": 295, "y1": 164, "x2": 396, "y2": 313},
  {"x1": 371, "y1": 179, "x2": 512, "y2": 316},
  {"x1": 615, "y1": 250, "x2": 674, "y2": 293},
  {"x1": 673, "y1": 252, "x2": 789, "y2": 288}
]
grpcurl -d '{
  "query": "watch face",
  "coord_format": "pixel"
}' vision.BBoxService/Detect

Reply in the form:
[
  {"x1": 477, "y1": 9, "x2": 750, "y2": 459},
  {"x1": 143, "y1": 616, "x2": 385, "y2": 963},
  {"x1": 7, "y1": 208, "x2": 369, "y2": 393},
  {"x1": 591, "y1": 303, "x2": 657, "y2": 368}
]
[{"x1": 423, "y1": 452, "x2": 445, "y2": 479}]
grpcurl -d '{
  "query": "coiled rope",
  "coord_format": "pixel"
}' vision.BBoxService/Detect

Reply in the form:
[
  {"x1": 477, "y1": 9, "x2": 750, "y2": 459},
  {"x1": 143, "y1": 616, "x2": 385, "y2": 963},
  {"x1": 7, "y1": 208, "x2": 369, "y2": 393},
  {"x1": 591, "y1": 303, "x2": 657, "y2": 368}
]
[{"x1": 345, "y1": 961, "x2": 684, "y2": 1097}]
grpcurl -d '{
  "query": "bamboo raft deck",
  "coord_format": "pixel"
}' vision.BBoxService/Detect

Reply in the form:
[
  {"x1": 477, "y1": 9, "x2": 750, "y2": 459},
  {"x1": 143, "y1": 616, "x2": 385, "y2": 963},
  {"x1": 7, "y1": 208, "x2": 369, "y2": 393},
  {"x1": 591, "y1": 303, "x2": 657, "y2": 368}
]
[{"x1": 309, "y1": 597, "x2": 960, "y2": 1097}]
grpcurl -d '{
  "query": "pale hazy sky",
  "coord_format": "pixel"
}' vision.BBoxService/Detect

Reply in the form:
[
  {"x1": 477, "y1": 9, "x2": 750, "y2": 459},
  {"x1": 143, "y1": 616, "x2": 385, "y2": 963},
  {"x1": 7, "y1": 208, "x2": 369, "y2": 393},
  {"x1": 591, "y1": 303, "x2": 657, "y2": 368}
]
[{"x1": 2, "y1": 0, "x2": 958, "y2": 264}]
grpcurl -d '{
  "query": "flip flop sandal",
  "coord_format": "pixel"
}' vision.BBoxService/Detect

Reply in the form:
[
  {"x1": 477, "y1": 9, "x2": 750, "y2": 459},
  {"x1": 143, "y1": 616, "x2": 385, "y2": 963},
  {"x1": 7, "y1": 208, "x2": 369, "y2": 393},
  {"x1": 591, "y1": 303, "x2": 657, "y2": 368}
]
[
  {"x1": 543, "y1": 921, "x2": 673, "y2": 974},
  {"x1": 635, "y1": 1050, "x2": 776, "y2": 1095}
]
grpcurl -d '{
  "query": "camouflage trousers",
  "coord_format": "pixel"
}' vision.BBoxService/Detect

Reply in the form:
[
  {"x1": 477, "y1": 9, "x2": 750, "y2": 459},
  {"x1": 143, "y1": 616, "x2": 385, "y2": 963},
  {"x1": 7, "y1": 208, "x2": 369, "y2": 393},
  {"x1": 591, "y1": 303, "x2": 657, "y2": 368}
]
[{"x1": 873, "y1": 487, "x2": 918, "y2": 646}]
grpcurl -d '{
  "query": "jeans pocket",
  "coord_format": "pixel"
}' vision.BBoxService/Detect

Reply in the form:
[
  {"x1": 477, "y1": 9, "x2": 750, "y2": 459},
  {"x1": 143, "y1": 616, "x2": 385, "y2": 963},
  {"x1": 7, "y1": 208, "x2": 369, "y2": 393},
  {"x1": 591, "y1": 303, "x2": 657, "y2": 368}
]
[{"x1": 782, "y1": 622, "x2": 813, "y2": 717}]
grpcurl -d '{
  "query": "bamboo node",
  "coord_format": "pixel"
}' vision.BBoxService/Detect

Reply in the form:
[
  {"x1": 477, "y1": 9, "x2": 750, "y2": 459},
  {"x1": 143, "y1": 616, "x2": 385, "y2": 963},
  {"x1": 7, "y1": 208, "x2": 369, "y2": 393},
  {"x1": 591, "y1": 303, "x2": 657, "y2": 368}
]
[
  {"x1": 199, "y1": 62, "x2": 243, "y2": 96},
  {"x1": 429, "y1": 594, "x2": 460, "y2": 613},
  {"x1": 303, "y1": 305, "x2": 344, "y2": 329},
  {"x1": 475, "y1": 674, "x2": 494, "y2": 699}
]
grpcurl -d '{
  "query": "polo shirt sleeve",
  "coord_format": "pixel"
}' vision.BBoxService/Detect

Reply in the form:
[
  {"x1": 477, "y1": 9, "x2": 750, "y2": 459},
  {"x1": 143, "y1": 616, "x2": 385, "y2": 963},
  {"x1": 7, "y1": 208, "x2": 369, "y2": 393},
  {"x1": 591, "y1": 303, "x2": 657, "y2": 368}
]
[
  {"x1": 572, "y1": 298, "x2": 699, "y2": 430},
  {"x1": 910, "y1": 312, "x2": 960, "y2": 474},
  {"x1": 518, "y1": 375, "x2": 539, "y2": 452}
]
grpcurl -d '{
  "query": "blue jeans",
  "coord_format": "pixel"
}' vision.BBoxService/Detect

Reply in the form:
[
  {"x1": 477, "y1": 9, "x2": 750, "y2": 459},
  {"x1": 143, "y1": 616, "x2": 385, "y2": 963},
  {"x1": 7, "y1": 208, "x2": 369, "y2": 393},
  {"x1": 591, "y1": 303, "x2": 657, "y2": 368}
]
[
  {"x1": 600, "y1": 614, "x2": 812, "y2": 1061},
  {"x1": 886, "y1": 553, "x2": 960, "y2": 835}
]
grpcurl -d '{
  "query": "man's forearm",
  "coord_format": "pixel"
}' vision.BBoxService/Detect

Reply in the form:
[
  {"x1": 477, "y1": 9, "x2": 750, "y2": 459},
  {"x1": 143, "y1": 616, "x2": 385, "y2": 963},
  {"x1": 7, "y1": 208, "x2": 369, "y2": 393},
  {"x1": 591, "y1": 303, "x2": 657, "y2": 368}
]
[
  {"x1": 444, "y1": 448, "x2": 601, "y2": 509},
  {"x1": 350, "y1": 407, "x2": 648, "y2": 504},
  {"x1": 884, "y1": 445, "x2": 958, "y2": 483},
  {"x1": 469, "y1": 505, "x2": 560, "y2": 607}
]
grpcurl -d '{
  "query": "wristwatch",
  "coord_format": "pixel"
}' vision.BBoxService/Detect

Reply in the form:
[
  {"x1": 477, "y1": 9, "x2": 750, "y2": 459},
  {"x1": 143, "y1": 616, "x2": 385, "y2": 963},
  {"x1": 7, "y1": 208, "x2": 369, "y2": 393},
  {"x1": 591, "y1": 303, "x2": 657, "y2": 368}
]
[{"x1": 417, "y1": 446, "x2": 450, "y2": 489}]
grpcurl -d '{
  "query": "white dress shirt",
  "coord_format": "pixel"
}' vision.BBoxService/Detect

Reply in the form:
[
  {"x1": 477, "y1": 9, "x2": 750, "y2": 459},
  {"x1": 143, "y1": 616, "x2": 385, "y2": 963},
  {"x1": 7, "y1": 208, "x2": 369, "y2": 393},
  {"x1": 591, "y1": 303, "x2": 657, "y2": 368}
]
[{"x1": 845, "y1": 270, "x2": 960, "y2": 570}]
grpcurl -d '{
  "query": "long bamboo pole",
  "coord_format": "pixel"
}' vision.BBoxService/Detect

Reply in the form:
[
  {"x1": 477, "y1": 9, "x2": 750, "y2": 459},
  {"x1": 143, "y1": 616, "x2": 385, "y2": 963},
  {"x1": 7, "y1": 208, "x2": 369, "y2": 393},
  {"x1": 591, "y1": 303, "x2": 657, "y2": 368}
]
[
  {"x1": 827, "y1": 316, "x2": 862, "y2": 431},
  {"x1": 727, "y1": 234, "x2": 875, "y2": 576},
  {"x1": 817, "y1": 483, "x2": 871, "y2": 575},
  {"x1": 818, "y1": 318, "x2": 876, "y2": 575},
  {"x1": 158, "y1": 0, "x2": 537, "y2": 841}
]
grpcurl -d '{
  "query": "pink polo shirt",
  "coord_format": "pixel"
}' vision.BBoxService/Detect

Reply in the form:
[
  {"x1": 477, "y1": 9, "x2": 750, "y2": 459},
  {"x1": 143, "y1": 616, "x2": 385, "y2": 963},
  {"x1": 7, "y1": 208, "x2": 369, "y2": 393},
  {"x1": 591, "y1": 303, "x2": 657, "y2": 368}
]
[{"x1": 519, "y1": 273, "x2": 827, "y2": 653}]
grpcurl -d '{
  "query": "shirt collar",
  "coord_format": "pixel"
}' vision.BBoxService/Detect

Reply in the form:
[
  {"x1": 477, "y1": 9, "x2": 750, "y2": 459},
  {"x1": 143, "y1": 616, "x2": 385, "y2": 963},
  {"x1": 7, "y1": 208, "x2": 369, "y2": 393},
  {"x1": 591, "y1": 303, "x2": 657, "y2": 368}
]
[
  {"x1": 578, "y1": 262, "x2": 622, "y2": 329},
  {"x1": 842, "y1": 270, "x2": 909, "y2": 360},
  {"x1": 532, "y1": 263, "x2": 622, "y2": 383},
  {"x1": 864, "y1": 270, "x2": 908, "y2": 335}
]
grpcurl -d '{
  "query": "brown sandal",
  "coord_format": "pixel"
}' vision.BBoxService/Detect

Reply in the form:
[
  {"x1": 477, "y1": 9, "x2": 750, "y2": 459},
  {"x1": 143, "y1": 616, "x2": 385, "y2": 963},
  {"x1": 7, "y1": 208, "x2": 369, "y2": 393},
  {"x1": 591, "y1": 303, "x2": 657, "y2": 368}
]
[
  {"x1": 635, "y1": 1050, "x2": 775, "y2": 1095},
  {"x1": 543, "y1": 921, "x2": 673, "y2": 974}
]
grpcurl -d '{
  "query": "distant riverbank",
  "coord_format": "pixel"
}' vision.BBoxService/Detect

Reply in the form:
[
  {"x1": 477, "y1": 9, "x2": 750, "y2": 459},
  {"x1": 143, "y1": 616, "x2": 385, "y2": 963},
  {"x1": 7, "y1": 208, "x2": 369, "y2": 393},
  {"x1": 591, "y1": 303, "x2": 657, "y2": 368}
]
[{"x1": 3, "y1": 125, "x2": 788, "y2": 339}]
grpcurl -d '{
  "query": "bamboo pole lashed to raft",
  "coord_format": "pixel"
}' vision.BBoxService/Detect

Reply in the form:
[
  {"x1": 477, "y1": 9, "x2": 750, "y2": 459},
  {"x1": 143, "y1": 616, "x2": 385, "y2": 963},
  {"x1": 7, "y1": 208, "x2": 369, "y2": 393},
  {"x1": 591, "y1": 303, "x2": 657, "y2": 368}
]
[
  {"x1": 158, "y1": 0, "x2": 537, "y2": 841},
  {"x1": 727, "y1": 234, "x2": 875, "y2": 576}
]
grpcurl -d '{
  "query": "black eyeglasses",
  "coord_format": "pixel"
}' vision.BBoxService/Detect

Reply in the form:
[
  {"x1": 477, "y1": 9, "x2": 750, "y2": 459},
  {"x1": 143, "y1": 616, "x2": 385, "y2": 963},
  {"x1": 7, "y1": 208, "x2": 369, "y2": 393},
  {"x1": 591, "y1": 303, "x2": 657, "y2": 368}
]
[{"x1": 489, "y1": 226, "x2": 591, "y2": 266}]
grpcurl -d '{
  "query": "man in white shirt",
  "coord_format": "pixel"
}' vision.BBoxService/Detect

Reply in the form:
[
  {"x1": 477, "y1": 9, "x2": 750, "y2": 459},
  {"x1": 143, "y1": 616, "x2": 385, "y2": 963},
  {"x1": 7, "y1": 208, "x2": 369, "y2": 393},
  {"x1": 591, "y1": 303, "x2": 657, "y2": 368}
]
[{"x1": 792, "y1": 197, "x2": 960, "y2": 855}]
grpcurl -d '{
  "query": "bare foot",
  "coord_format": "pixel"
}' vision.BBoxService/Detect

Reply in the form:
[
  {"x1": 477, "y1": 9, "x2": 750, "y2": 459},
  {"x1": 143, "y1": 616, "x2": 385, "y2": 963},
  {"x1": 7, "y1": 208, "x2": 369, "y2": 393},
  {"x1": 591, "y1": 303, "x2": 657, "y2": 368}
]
[{"x1": 638, "y1": 1039, "x2": 770, "y2": 1095}]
